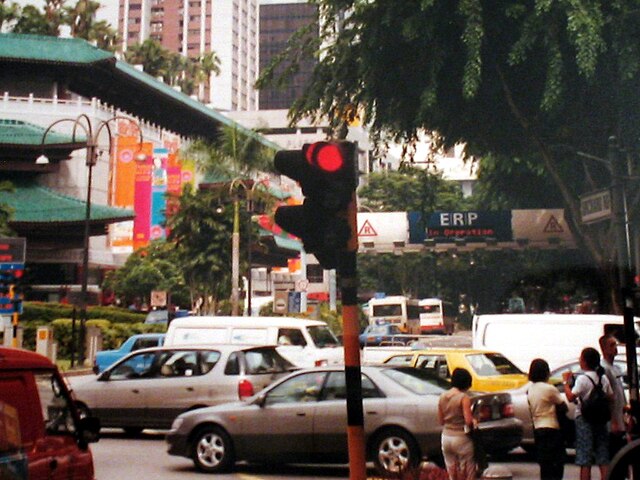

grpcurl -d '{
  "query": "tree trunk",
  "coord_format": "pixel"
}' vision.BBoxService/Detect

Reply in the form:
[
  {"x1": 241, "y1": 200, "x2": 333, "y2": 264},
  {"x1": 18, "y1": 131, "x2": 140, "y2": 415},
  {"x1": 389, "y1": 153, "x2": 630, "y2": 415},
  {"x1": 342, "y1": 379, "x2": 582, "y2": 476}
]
[{"x1": 497, "y1": 68, "x2": 622, "y2": 312}]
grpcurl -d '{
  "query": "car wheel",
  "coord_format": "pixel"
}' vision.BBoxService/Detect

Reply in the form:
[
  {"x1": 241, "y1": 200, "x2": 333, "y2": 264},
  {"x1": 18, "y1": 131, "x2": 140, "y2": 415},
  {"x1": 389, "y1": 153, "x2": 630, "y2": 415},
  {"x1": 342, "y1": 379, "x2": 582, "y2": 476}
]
[
  {"x1": 371, "y1": 427, "x2": 420, "y2": 476},
  {"x1": 191, "y1": 426, "x2": 235, "y2": 473}
]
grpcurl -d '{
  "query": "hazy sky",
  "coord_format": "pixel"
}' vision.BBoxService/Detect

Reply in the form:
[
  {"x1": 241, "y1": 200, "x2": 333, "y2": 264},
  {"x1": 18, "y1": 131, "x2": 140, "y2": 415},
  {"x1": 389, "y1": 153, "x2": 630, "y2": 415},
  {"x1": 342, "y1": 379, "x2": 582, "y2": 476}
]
[{"x1": 12, "y1": 0, "x2": 119, "y2": 27}]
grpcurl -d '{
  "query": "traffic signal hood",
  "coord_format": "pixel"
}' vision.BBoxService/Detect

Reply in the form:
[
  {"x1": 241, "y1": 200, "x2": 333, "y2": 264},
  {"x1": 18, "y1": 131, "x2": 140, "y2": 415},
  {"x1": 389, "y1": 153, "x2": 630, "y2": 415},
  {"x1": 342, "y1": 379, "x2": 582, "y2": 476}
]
[
  {"x1": 274, "y1": 142, "x2": 356, "y2": 210},
  {"x1": 274, "y1": 141, "x2": 357, "y2": 269}
]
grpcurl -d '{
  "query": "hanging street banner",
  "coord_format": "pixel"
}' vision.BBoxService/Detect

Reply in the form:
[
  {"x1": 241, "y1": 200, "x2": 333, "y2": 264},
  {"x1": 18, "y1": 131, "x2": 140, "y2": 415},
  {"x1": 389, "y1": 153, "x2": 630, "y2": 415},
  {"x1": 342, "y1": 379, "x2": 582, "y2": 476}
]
[{"x1": 150, "y1": 147, "x2": 169, "y2": 241}]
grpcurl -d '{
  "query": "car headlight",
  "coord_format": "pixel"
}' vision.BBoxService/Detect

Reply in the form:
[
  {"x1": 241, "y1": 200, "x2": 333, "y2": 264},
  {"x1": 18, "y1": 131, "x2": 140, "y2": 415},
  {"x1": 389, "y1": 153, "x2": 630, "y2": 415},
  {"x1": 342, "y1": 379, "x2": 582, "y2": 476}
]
[{"x1": 170, "y1": 417, "x2": 184, "y2": 431}]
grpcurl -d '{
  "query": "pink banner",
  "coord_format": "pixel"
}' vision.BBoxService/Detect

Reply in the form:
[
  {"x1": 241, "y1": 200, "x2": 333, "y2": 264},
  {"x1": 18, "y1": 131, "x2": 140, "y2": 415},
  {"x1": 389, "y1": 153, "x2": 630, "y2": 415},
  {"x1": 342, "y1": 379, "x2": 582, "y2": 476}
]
[{"x1": 133, "y1": 144, "x2": 153, "y2": 249}]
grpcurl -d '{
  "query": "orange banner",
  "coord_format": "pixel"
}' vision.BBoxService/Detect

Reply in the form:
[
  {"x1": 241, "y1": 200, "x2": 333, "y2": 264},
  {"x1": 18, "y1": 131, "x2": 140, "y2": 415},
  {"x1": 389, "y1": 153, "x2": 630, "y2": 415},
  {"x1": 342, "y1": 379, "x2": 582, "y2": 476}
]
[{"x1": 114, "y1": 136, "x2": 145, "y2": 207}]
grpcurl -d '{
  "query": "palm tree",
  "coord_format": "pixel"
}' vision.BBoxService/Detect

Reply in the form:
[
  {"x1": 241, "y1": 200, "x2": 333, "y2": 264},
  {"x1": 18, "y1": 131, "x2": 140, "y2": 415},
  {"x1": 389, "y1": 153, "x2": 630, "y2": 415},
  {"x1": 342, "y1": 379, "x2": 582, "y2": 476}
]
[
  {"x1": 64, "y1": 0, "x2": 119, "y2": 51},
  {"x1": 124, "y1": 39, "x2": 171, "y2": 79},
  {"x1": 196, "y1": 51, "x2": 221, "y2": 101},
  {"x1": 185, "y1": 126, "x2": 276, "y2": 314},
  {"x1": 0, "y1": 1, "x2": 20, "y2": 31},
  {"x1": 42, "y1": 0, "x2": 65, "y2": 35},
  {"x1": 189, "y1": 125, "x2": 273, "y2": 180},
  {"x1": 87, "y1": 19, "x2": 119, "y2": 51},
  {"x1": 12, "y1": 4, "x2": 55, "y2": 34}
]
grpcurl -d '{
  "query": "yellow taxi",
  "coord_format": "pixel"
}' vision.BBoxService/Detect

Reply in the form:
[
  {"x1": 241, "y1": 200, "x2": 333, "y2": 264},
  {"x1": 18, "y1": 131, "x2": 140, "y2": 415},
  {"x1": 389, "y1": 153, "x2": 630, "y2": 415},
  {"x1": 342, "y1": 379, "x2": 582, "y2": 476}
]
[{"x1": 383, "y1": 348, "x2": 529, "y2": 392}]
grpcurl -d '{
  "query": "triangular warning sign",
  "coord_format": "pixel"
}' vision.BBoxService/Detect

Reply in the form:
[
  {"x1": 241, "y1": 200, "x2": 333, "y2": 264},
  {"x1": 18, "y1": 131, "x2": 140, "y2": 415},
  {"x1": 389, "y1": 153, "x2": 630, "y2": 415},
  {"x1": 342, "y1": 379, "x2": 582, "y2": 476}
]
[
  {"x1": 358, "y1": 219, "x2": 378, "y2": 237},
  {"x1": 544, "y1": 215, "x2": 564, "y2": 233}
]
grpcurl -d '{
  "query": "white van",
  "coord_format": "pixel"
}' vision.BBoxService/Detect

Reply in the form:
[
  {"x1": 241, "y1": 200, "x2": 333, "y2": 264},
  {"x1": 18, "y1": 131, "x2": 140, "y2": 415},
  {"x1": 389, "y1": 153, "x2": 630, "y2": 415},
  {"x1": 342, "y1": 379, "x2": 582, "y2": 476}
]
[
  {"x1": 164, "y1": 316, "x2": 344, "y2": 368},
  {"x1": 472, "y1": 313, "x2": 640, "y2": 372}
]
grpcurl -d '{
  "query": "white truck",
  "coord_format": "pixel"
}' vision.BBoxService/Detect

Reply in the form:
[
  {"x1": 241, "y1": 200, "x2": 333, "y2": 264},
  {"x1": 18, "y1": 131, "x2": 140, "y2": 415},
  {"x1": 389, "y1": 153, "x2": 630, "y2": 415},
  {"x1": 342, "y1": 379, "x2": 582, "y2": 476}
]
[
  {"x1": 472, "y1": 313, "x2": 640, "y2": 372},
  {"x1": 164, "y1": 315, "x2": 344, "y2": 368}
]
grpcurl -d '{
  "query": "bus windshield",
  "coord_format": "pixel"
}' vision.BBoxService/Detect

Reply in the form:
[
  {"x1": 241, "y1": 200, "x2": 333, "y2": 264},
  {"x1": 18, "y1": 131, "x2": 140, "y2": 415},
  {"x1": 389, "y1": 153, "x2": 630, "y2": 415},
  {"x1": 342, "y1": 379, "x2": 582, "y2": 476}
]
[{"x1": 372, "y1": 304, "x2": 403, "y2": 317}]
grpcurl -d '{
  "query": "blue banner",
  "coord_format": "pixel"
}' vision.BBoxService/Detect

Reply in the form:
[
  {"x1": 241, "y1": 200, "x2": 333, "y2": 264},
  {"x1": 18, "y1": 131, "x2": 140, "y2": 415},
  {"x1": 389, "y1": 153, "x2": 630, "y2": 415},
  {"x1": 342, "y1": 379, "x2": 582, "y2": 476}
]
[{"x1": 408, "y1": 211, "x2": 513, "y2": 243}]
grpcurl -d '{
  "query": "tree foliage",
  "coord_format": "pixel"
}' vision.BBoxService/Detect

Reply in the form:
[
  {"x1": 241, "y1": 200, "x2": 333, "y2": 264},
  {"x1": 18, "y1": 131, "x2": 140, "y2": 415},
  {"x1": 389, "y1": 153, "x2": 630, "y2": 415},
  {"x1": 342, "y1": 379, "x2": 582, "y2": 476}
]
[
  {"x1": 166, "y1": 184, "x2": 250, "y2": 314},
  {"x1": 359, "y1": 166, "x2": 474, "y2": 213},
  {"x1": 0, "y1": 181, "x2": 14, "y2": 237},
  {"x1": 263, "y1": 0, "x2": 640, "y2": 310},
  {"x1": 103, "y1": 240, "x2": 190, "y2": 308},
  {"x1": 124, "y1": 39, "x2": 220, "y2": 98},
  {"x1": 186, "y1": 124, "x2": 274, "y2": 180},
  {"x1": 6, "y1": 0, "x2": 119, "y2": 50}
]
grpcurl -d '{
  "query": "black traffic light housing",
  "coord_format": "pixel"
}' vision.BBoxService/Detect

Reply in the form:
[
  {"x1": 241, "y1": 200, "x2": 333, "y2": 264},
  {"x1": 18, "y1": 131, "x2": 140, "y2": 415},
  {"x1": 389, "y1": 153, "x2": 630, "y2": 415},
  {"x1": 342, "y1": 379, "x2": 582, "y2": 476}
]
[{"x1": 274, "y1": 141, "x2": 357, "y2": 269}]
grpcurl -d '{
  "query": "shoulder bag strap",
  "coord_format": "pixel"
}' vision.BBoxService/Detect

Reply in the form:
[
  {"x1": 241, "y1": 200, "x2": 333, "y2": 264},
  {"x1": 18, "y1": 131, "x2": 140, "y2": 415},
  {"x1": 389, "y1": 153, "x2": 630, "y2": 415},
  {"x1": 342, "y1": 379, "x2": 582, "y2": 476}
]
[{"x1": 526, "y1": 386, "x2": 535, "y2": 422}]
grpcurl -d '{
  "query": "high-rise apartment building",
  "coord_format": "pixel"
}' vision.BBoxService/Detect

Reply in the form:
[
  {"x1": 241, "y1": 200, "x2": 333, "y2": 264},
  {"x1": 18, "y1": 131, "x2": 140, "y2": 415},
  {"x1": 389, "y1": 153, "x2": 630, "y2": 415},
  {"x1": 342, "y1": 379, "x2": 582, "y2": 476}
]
[
  {"x1": 259, "y1": 0, "x2": 318, "y2": 110},
  {"x1": 119, "y1": 0, "x2": 259, "y2": 110}
]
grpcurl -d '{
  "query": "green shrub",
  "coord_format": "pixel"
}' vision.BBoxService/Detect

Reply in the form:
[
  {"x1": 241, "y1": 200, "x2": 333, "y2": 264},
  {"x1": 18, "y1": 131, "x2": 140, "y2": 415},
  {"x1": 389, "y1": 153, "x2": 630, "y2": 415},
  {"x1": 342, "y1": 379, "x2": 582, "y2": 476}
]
[
  {"x1": 19, "y1": 315, "x2": 165, "y2": 361},
  {"x1": 20, "y1": 302, "x2": 145, "y2": 324},
  {"x1": 51, "y1": 319, "x2": 75, "y2": 359}
]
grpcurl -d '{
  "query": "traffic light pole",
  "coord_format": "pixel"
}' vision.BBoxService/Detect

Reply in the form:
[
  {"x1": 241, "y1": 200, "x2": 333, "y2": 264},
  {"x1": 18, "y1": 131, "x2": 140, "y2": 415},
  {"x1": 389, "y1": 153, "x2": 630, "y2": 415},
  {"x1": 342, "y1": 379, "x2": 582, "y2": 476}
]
[
  {"x1": 339, "y1": 193, "x2": 367, "y2": 480},
  {"x1": 272, "y1": 141, "x2": 366, "y2": 478},
  {"x1": 609, "y1": 137, "x2": 640, "y2": 415}
]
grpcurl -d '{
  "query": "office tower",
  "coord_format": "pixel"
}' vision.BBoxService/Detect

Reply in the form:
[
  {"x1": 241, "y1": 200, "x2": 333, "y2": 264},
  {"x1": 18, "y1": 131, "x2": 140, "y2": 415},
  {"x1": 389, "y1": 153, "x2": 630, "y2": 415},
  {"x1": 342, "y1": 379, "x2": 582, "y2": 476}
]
[{"x1": 259, "y1": 0, "x2": 318, "y2": 110}]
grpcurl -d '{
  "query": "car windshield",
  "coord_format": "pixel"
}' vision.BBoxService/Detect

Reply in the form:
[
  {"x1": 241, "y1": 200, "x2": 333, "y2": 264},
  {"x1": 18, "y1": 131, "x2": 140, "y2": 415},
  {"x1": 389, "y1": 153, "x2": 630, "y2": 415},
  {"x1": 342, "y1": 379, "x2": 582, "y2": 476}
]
[
  {"x1": 145, "y1": 310, "x2": 167, "y2": 323},
  {"x1": 373, "y1": 304, "x2": 402, "y2": 316},
  {"x1": 380, "y1": 366, "x2": 449, "y2": 395},
  {"x1": 244, "y1": 348, "x2": 295, "y2": 374},
  {"x1": 465, "y1": 353, "x2": 523, "y2": 376},
  {"x1": 307, "y1": 325, "x2": 341, "y2": 347},
  {"x1": 383, "y1": 355, "x2": 414, "y2": 366}
]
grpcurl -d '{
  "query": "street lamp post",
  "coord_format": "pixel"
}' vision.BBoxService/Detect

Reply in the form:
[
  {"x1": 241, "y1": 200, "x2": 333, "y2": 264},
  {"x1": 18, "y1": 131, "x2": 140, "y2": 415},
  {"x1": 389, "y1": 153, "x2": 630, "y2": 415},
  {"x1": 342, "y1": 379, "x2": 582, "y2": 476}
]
[
  {"x1": 246, "y1": 178, "x2": 270, "y2": 316},
  {"x1": 229, "y1": 178, "x2": 245, "y2": 317},
  {"x1": 228, "y1": 178, "x2": 270, "y2": 316},
  {"x1": 40, "y1": 114, "x2": 142, "y2": 365}
]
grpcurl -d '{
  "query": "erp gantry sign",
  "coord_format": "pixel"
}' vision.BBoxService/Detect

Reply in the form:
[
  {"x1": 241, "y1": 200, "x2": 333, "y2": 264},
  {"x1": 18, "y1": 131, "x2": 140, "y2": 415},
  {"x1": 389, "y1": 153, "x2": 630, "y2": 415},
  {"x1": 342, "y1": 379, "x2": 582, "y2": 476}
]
[{"x1": 408, "y1": 211, "x2": 513, "y2": 244}]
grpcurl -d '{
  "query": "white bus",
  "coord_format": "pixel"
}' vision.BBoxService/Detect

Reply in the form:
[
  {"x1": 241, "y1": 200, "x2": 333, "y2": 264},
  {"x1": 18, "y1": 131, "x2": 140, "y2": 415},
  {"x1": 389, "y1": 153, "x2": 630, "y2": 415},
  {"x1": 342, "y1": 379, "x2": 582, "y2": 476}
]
[
  {"x1": 368, "y1": 296, "x2": 420, "y2": 334},
  {"x1": 418, "y1": 298, "x2": 456, "y2": 334}
]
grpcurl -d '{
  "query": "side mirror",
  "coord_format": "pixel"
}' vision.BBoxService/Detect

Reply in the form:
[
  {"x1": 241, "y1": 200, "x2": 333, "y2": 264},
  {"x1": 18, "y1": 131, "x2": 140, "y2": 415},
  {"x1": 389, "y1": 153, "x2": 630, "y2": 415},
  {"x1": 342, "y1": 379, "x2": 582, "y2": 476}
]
[
  {"x1": 78, "y1": 416, "x2": 100, "y2": 447},
  {"x1": 97, "y1": 371, "x2": 110, "y2": 381}
]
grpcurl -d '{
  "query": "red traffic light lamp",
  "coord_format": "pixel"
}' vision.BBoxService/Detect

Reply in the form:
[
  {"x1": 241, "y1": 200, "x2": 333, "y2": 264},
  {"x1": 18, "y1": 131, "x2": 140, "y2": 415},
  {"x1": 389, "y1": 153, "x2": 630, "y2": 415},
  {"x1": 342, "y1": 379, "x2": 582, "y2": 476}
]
[{"x1": 274, "y1": 141, "x2": 357, "y2": 269}]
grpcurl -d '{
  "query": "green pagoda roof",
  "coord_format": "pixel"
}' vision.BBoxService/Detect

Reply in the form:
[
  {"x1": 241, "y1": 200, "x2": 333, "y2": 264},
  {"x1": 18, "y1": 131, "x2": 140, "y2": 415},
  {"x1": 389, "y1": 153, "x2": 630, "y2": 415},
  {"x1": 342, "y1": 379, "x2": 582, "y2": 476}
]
[
  {"x1": 0, "y1": 33, "x2": 282, "y2": 150},
  {"x1": 0, "y1": 119, "x2": 86, "y2": 146},
  {"x1": 0, "y1": 33, "x2": 113, "y2": 65},
  {"x1": 0, "y1": 179, "x2": 134, "y2": 224}
]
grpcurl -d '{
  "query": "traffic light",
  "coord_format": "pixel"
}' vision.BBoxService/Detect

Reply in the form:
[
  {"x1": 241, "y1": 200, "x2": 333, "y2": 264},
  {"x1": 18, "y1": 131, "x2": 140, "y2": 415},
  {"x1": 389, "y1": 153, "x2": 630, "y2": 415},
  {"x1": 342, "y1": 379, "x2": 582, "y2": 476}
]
[{"x1": 274, "y1": 141, "x2": 357, "y2": 269}]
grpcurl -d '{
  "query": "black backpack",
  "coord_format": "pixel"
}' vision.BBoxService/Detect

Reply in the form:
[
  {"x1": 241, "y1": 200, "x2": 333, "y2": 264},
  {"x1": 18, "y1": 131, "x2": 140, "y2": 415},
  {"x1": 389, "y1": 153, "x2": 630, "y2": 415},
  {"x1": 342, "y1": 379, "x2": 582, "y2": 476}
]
[{"x1": 580, "y1": 374, "x2": 611, "y2": 424}]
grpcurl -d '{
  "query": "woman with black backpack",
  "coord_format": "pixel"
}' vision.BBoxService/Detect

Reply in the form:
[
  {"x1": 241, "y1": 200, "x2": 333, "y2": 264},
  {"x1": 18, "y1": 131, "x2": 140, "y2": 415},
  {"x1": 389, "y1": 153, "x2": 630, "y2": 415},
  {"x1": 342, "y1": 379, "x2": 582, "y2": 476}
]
[{"x1": 564, "y1": 347, "x2": 614, "y2": 480}]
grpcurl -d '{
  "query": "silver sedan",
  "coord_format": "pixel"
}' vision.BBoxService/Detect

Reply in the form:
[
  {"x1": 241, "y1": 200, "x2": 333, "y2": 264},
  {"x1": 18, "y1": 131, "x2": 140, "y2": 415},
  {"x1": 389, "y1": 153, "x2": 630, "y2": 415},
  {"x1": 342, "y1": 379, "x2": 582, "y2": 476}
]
[
  {"x1": 70, "y1": 344, "x2": 296, "y2": 434},
  {"x1": 166, "y1": 365, "x2": 523, "y2": 476}
]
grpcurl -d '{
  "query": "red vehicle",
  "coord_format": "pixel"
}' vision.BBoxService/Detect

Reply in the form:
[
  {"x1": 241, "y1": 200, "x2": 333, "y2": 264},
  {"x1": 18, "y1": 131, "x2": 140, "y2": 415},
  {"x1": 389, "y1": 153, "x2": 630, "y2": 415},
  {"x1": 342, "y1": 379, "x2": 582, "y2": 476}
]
[{"x1": 0, "y1": 347, "x2": 100, "y2": 480}]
